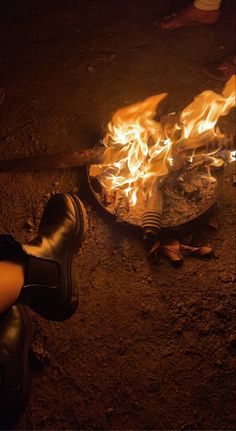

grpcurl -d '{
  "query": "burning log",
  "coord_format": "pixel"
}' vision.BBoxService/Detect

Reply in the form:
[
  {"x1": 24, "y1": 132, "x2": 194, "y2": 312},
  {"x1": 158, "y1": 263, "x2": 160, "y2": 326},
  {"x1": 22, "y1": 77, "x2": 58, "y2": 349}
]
[
  {"x1": 0, "y1": 147, "x2": 104, "y2": 172},
  {"x1": 114, "y1": 196, "x2": 129, "y2": 222},
  {"x1": 173, "y1": 134, "x2": 234, "y2": 155}
]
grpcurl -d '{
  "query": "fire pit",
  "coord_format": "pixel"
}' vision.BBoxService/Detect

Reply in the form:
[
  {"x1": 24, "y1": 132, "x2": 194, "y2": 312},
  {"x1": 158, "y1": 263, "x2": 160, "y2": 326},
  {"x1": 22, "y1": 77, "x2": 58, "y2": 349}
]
[
  {"x1": 88, "y1": 164, "x2": 217, "y2": 229},
  {"x1": 88, "y1": 76, "x2": 235, "y2": 242}
]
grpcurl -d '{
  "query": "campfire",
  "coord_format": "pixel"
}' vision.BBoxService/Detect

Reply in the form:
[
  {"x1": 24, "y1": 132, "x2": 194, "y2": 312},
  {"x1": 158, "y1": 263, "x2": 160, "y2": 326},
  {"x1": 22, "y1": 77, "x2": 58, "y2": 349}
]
[
  {"x1": 0, "y1": 76, "x2": 235, "y2": 262},
  {"x1": 89, "y1": 75, "x2": 236, "y2": 261}
]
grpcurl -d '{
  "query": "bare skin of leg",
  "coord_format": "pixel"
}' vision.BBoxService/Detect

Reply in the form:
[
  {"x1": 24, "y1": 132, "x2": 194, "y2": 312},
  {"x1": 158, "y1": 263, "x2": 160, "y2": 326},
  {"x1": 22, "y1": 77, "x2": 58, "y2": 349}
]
[
  {"x1": 155, "y1": 4, "x2": 220, "y2": 30},
  {"x1": 0, "y1": 261, "x2": 24, "y2": 314}
]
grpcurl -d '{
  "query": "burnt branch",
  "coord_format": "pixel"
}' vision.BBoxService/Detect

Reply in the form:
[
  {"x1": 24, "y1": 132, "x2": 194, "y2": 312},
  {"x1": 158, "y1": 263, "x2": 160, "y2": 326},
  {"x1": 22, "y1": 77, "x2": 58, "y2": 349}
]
[{"x1": 0, "y1": 147, "x2": 104, "y2": 172}]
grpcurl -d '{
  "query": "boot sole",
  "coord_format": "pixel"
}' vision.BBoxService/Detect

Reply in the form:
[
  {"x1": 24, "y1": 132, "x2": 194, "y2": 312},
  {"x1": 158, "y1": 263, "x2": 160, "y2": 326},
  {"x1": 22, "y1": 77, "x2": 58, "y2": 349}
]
[{"x1": 67, "y1": 193, "x2": 89, "y2": 249}]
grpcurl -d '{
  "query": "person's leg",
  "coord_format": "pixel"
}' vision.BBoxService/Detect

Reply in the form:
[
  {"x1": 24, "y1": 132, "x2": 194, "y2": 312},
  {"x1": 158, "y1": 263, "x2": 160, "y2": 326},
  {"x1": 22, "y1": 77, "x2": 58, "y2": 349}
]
[
  {"x1": 193, "y1": 0, "x2": 221, "y2": 10},
  {"x1": 0, "y1": 192, "x2": 87, "y2": 420},
  {"x1": 0, "y1": 304, "x2": 32, "y2": 422},
  {"x1": 0, "y1": 193, "x2": 88, "y2": 320},
  {"x1": 0, "y1": 261, "x2": 24, "y2": 314},
  {"x1": 156, "y1": 0, "x2": 222, "y2": 30}
]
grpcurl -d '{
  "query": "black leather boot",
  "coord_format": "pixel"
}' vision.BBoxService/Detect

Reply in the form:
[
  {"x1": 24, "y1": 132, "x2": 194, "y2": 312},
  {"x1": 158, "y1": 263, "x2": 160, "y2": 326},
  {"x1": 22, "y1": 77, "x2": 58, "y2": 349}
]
[
  {"x1": 18, "y1": 192, "x2": 88, "y2": 321},
  {"x1": 0, "y1": 305, "x2": 32, "y2": 418}
]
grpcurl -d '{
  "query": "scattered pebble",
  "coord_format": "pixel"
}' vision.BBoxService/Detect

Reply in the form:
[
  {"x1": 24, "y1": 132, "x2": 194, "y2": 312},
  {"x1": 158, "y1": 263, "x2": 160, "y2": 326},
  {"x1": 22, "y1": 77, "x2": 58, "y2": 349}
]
[
  {"x1": 228, "y1": 334, "x2": 236, "y2": 350},
  {"x1": 0, "y1": 88, "x2": 5, "y2": 105},
  {"x1": 219, "y1": 273, "x2": 234, "y2": 283},
  {"x1": 88, "y1": 66, "x2": 95, "y2": 74},
  {"x1": 105, "y1": 407, "x2": 114, "y2": 417},
  {"x1": 24, "y1": 219, "x2": 34, "y2": 231},
  {"x1": 214, "y1": 305, "x2": 226, "y2": 319},
  {"x1": 31, "y1": 340, "x2": 50, "y2": 368}
]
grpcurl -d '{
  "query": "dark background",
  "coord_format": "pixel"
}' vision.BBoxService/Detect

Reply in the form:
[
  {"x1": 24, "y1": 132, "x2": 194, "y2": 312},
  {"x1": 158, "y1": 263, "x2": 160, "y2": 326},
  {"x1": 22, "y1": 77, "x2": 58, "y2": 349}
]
[{"x1": 0, "y1": 0, "x2": 235, "y2": 429}]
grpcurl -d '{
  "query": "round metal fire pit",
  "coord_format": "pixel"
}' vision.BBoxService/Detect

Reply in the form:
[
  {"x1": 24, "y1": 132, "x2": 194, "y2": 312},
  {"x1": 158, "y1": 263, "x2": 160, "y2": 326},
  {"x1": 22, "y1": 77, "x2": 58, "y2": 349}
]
[{"x1": 88, "y1": 165, "x2": 217, "y2": 229}]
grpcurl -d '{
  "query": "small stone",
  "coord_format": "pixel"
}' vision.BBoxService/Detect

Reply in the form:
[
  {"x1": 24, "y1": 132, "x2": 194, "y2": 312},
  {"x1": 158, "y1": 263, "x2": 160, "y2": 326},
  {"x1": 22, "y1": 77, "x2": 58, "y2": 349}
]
[
  {"x1": 228, "y1": 414, "x2": 236, "y2": 423},
  {"x1": 88, "y1": 66, "x2": 95, "y2": 74},
  {"x1": 214, "y1": 305, "x2": 226, "y2": 319},
  {"x1": 0, "y1": 88, "x2": 5, "y2": 104},
  {"x1": 198, "y1": 324, "x2": 210, "y2": 336},
  {"x1": 24, "y1": 219, "x2": 34, "y2": 231},
  {"x1": 105, "y1": 408, "x2": 114, "y2": 419},
  {"x1": 214, "y1": 359, "x2": 223, "y2": 368},
  {"x1": 106, "y1": 408, "x2": 114, "y2": 414},
  {"x1": 219, "y1": 273, "x2": 234, "y2": 283},
  {"x1": 174, "y1": 328, "x2": 183, "y2": 337},
  {"x1": 31, "y1": 340, "x2": 50, "y2": 367},
  {"x1": 228, "y1": 334, "x2": 236, "y2": 350}
]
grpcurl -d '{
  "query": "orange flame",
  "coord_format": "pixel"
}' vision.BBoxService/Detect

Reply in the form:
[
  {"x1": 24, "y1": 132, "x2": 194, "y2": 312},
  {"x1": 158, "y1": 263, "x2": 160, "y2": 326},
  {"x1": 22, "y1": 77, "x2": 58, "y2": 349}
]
[{"x1": 96, "y1": 75, "x2": 236, "y2": 206}]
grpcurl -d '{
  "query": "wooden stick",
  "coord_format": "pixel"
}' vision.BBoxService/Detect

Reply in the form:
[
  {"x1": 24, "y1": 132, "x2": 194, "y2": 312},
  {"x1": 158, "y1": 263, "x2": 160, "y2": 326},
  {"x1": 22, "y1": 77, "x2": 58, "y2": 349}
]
[
  {"x1": 0, "y1": 147, "x2": 105, "y2": 172},
  {"x1": 0, "y1": 134, "x2": 233, "y2": 172},
  {"x1": 174, "y1": 133, "x2": 234, "y2": 153}
]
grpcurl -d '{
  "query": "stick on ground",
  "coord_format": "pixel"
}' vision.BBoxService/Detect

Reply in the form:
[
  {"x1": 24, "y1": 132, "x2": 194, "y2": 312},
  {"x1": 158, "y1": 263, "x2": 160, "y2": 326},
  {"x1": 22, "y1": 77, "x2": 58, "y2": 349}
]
[{"x1": 0, "y1": 147, "x2": 104, "y2": 172}]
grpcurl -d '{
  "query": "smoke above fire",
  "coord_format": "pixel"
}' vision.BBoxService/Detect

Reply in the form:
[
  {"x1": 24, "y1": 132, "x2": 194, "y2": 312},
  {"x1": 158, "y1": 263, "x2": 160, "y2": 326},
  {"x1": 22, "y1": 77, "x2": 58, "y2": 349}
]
[{"x1": 95, "y1": 75, "x2": 236, "y2": 206}]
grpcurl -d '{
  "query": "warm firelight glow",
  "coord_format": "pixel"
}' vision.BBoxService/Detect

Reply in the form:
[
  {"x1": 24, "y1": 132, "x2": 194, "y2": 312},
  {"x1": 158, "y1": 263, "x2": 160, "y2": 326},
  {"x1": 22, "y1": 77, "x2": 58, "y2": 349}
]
[{"x1": 96, "y1": 75, "x2": 236, "y2": 206}]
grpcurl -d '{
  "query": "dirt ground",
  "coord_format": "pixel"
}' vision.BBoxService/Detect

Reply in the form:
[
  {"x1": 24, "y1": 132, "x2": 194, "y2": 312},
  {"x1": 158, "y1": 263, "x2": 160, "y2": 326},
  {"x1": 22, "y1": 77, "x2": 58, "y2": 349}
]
[{"x1": 0, "y1": 0, "x2": 236, "y2": 429}]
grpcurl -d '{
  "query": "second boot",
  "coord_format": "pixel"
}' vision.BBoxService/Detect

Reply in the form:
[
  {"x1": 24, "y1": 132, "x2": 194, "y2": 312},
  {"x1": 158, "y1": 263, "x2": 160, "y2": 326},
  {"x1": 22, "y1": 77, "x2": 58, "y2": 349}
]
[{"x1": 18, "y1": 192, "x2": 88, "y2": 321}]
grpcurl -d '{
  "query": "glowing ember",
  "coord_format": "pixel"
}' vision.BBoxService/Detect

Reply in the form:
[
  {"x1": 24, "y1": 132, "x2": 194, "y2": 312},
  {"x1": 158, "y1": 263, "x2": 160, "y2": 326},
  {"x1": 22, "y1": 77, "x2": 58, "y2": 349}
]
[{"x1": 93, "y1": 75, "x2": 236, "y2": 207}]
